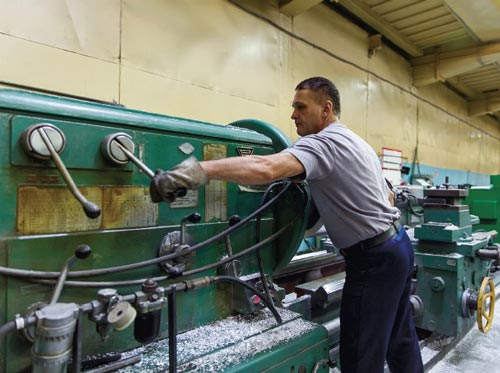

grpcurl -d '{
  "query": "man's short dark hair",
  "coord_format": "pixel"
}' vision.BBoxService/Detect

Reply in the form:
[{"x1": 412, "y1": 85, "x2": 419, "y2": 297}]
[{"x1": 295, "y1": 77, "x2": 341, "y2": 118}]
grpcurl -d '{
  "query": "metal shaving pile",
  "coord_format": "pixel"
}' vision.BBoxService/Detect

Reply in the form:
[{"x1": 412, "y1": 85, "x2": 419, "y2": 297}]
[{"x1": 118, "y1": 308, "x2": 318, "y2": 372}]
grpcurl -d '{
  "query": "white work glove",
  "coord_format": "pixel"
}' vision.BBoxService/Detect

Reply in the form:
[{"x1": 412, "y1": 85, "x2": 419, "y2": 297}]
[{"x1": 149, "y1": 157, "x2": 208, "y2": 203}]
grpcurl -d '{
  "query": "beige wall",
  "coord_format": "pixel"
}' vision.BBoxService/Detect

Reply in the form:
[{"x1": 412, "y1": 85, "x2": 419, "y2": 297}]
[{"x1": 0, "y1": 0, "x2": 498, "y2": 174}]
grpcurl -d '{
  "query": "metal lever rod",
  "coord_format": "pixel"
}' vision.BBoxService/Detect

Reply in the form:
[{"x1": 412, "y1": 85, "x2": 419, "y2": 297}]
[
  {"x1": 114, "y1": 140, "x2": 155, "y2": 179},
  {"x1": 37, "y1": 127, "x2": 100, "y2": 219},
  {"x1": 50, "y1": 245, "x2": 91, "y2": 305}
]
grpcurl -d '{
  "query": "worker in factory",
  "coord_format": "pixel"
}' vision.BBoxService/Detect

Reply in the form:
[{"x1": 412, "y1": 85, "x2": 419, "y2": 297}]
[{"x1": 149, "y1": 76, "x2": 423, "y2": 372}]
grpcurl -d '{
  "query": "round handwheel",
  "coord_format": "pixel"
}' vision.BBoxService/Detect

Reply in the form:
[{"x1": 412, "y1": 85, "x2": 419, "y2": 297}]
[{"x1": 477, "y1": 277, "x2": 495, "y2": 333}]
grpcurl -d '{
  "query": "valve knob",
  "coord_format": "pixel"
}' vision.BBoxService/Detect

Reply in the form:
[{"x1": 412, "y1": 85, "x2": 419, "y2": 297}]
[
  {"x1": 229, "y1": 215, "x2": 241, "y2": 227},
  {"x1": 75, "y1": 245, "x2": 92, "y2": 259},
  {"x1": 187, "y1": 212, "x2": 201, "y2": 224}
]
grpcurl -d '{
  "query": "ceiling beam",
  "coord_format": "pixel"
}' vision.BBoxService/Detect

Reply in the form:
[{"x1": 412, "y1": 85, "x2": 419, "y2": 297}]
[
  {"x1": 412, "y1": 42, "x2": 500, "y2": 87},
  {"x1": 279, "y1": 0, "x2": 322, "y2": 16},
  {"x1": 468, "y1": 94, "x2": 500, "y2": 116},
  {"x1": 337, "y1": 0, "x2": 423, "y2": 57}
]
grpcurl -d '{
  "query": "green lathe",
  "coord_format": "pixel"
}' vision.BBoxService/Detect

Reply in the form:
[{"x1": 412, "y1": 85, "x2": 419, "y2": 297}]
[
  {"x1": 412, "y1": 186, "x2": 499, "y2": 337},
  {"x1": 0, "y1": 89, "x2": 330, "y2": 372}
]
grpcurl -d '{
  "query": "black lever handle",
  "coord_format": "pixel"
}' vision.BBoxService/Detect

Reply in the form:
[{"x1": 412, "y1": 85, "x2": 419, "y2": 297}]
[{"x1": 50, "y1": 245, "x2": 92, "y2": 304}]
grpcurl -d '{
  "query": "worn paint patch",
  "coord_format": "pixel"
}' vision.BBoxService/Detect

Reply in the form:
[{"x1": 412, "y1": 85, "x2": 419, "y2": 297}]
[
  {"x1": 101, "y1": 186, "x2": 158, "y2": 229},
  {"x1": 17, "y1": 185, "x2": 157, "y2": 234},
  {"x1": 17, "y1": 185, "x2": 102, "y2": 234}
]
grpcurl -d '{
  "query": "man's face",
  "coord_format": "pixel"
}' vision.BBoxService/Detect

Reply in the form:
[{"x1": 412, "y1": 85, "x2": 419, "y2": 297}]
[{"x1": 291, "y1": 89, "x2": 324, "y2": 136}]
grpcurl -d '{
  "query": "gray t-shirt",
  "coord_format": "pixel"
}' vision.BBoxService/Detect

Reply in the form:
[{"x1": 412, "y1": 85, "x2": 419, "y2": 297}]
[{"x1": 283, "y1": 122, "x2": 400, "y2": 249}]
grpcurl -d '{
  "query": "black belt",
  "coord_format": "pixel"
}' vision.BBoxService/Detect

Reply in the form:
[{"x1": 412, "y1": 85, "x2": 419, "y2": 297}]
[{"x1": 340, "y1": 220, "x2": 400, "y2": 256}]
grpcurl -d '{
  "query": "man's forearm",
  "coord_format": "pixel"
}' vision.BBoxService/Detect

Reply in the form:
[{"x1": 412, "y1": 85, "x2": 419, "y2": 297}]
[{"x1": 200, "y1": 152, "x2": 304, "y2": 185}]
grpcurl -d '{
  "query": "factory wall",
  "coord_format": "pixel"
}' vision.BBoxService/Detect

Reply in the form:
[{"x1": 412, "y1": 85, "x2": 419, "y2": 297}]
[{"x1": 0, "y1": 0, "x2": 498, "y2": 183}]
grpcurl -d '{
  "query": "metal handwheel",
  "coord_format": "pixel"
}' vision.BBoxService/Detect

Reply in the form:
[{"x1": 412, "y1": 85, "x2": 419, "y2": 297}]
[{"x1": 477, "y1": 277, "x2": 495, "y2": 333}]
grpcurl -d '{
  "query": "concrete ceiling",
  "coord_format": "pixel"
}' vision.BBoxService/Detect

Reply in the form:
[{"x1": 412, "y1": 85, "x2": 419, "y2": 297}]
[{"x1": 281, "y1": 0, "x2": 500, "y2": 123}]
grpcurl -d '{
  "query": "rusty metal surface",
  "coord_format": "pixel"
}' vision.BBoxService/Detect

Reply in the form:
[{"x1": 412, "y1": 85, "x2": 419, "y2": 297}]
[{"x1": 17, "y1": 185, "x2": 158, "y2": 234}]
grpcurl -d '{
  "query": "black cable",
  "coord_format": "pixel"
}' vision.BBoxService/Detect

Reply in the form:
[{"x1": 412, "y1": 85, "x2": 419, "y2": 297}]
[
  {"x1": 0, "y1": 182, "x2": 291, "y2": 280},
  {"x1": 183, "y1": 213, "x2": 301, "y2": 277},
  {"x1": 30, "y1": 211, "x2": 301, "y2": 288},
  {"x1": 254, "y1": 181, "x2": 295, "y2": 319},
  {"x1": 254, "y1": 182, "x2": 286, "y2": 319},
  {"x1": 213, "y1": 276, "x2": 282, "y2": 324}
]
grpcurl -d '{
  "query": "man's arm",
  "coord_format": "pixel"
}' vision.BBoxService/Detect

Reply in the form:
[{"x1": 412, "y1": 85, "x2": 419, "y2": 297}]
[
  {"x1": 150, "y1": 151, "x2": 305, "y2": 203},
  {"x1": 201, "y1": 151, "x2": 305, "y2": 185}
]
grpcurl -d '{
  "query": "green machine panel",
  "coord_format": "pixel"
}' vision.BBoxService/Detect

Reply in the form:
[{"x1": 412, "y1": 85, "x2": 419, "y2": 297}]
[{"x1": 0, "y1": 89, "x2": 329, "y2": 372}]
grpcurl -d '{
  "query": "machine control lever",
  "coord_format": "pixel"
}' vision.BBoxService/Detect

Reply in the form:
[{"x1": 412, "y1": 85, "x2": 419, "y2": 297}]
[
  {"x1": 21, "y1": 123, "x2": 101, "y2": 219},
  {"x1": 181, "y1": 212, "x2": 201, "y2": 245},
  {"x1": 158, "y1": 213, "x2": 201, "y2": 277},
  {"x1": 101, "y1": 133, "x2": 154, "y2": 177},
  {"x1": 50, "y1": 245, "x2": 92, "y2": 305},
  {"x1": 101, "y1": 133, "x2": 187, "y2": 199}
]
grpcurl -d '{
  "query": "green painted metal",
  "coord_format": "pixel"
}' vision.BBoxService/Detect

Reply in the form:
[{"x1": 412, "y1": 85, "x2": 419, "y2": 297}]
[
  {"x1": 0, "y1": 89, "x2": 272, "y2": 145},
  {"x1": 229, "y1": 119, "x2": 292, "y2": 152},
  {"x1": 422, "y1": 206, "x2": 471, "y2": 227},
  {"x1": 465, "y1": 175, "x2": 500, "y2": 243},
  {"x1": 0, "y1": 89, "x2": 324, "y2": 372},
  {"x1": 414, "y1": 223, "x2": 471, "y2": 242},
  {"x1": 413, "y1": 187, "x2": 493, "y2": 336},
  {"x1": 225, "y1": 323, "x2": 329, "y2": 372}
]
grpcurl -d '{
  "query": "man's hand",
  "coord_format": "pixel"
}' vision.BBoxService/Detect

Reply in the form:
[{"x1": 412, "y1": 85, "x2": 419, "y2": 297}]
[{"x1": 150, "y1": 157, "x2": 208, "y2": 203}]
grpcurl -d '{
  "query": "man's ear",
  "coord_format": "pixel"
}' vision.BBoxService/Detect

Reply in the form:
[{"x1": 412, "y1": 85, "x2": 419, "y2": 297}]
[{"x1": 324, "y1": 100, "x2": 333, "y2": 116}]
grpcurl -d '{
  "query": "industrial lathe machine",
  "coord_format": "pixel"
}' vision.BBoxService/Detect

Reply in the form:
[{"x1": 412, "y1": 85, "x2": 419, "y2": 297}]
[
  {"x1": 0, "y1": 89, "x2": 498, "y2": 372},
  {"x1": 0, "y1": 89, "x2": 330, "y2": 372},
  {"x1": 411, "y1": 184, "x2": 499, "y2": 337}
]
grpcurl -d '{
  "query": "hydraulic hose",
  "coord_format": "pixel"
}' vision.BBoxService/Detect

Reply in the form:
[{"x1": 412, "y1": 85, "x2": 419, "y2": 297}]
[
  {"x1": 184, "y1": 213, "x2": 301, "y2": 277},
  {"x1": 0, "y1": 315, "x2": 36, "y2": 338},
  {"x1": 29, "y1": 214, "x2": 300, "y2": 288},
  {"x1": 253, "y1": 181, "x2": 291, "y2": 321},
  {"x1": 0, "y1": 321, "x2": 15, "y2": 338}
]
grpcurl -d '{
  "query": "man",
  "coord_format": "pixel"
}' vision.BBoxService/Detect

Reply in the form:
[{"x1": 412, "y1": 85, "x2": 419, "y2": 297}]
[{"x1": 150, "y1": 77, "x2": 423, "y2": 372}]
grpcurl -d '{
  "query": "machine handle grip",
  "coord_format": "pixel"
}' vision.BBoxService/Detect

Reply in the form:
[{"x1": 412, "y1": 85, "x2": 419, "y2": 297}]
[{"x1": 37, "y1": 128, "x2": 101, "y2": 219}]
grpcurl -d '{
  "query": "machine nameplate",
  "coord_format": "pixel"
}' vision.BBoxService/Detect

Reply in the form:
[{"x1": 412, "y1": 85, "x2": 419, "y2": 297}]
[
  {"x1": 17, "y1": 186, "x2": 157, "y2": 234},
  {"x1": 170, "y1": 190, "x2": 198, "y2": 208},
  {"x1": 204, "y1": 144, "x2": 227, "y2": 222}
]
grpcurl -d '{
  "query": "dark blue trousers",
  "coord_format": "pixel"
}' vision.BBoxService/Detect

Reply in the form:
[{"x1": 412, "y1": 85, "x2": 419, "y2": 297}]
[{"x1": 339, "y1": 228, "x2": 423, "y2": 373}]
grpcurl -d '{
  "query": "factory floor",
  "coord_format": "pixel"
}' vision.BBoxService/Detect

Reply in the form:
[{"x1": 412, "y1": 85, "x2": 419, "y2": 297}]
[{"x1": 427, "y1": 313, "x2": 500, "y2": 372}]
